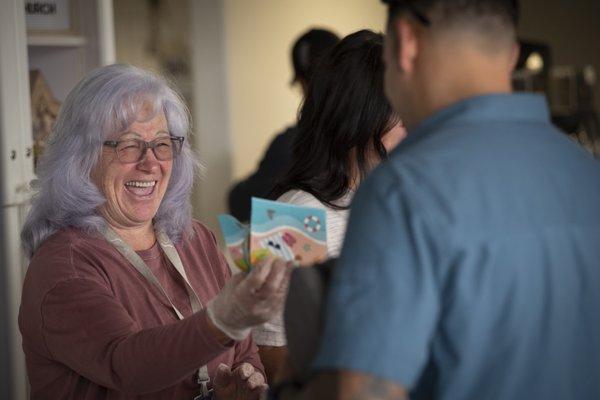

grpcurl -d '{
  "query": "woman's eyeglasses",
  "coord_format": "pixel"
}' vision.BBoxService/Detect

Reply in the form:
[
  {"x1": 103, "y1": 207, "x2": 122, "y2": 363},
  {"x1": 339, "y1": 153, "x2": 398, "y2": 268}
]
[{"x1": 103, "y1": 136, "x2": 185, "y2": 164}]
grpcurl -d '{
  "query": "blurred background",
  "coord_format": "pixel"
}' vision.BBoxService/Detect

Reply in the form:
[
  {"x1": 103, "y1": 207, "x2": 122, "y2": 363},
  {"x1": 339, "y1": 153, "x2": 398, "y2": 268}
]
[
  {"x1": 1, "y1": 0, "x2": 599, "y2": 398},
  {"x1": 111, "y1": 0, "x2": 600, "y2": 233}
]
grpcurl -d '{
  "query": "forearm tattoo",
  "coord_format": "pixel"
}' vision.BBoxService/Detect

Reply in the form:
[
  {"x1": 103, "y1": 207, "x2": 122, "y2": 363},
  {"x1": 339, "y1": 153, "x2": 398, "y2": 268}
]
[{"x1": 346, "y1": 374, "x2": 408, "y2": 400}]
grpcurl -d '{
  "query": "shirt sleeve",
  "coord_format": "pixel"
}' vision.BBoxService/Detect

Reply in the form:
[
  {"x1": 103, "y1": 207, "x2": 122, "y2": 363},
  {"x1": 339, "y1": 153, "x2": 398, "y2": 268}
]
[
  {"x1": 278, "y1": 190, "x2": 349, "y2": 258},
  {"x1": 252, "y1": 312, "x2": 286, "y2": 346},
  {"x1": 40, "y1": 274, "x2": 233, "y2": 395},
  {"x1": 232, "y1": 334, "x2": 266, "y2": 379},
  {"x1": 312, "y1": 166, "x2": 441, "y2": 388}
]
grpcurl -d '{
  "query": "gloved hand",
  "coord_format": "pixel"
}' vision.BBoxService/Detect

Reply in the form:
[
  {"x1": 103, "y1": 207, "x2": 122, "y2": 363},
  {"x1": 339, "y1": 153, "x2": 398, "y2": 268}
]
[
  {"x1": 213, "y1": 363, "x2": 267, "y2": 400},
  {"x1": 207, "y1": 257, "x2": 292, "y2": 341}
]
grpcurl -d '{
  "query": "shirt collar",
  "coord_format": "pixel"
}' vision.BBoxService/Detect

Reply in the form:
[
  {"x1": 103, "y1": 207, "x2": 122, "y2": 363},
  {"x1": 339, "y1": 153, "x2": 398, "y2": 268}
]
[{"x1": 404, "y1": 93, "x2": 551, "y2": 145}]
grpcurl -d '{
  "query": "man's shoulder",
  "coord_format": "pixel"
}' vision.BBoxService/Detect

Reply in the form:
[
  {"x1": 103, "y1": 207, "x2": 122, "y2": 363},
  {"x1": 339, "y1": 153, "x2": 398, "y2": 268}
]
[
  {"x1": 274, "y1": 125, "x2": 299, "y2": 141},
  {"x1": 264, "y1": 125, "x2": 298, "y2": 155},
  {"x1": 363, "y1": 152, "x2": 426, "y2": 200}
]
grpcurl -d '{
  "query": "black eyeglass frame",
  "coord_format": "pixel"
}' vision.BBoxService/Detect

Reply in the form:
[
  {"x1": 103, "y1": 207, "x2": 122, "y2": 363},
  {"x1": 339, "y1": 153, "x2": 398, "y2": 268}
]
[
  {"x1": 382, "y1": 0, "x2": 432, "y2": 26},
  {"x1": 103, "y1": 135, "x2": 185, "y2": 164}
]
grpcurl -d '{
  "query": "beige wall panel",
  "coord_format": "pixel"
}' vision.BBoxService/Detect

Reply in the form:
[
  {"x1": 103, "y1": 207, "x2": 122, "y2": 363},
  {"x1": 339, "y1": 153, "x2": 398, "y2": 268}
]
[{"x1": 223, "y1": 0, "x2": 387, "y2": 179}]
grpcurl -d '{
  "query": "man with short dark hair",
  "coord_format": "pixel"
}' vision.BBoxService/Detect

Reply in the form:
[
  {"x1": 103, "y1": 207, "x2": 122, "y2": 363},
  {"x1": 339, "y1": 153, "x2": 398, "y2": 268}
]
[{"x1": 277, "y1": 1, "x2": 600, "y2": 399}]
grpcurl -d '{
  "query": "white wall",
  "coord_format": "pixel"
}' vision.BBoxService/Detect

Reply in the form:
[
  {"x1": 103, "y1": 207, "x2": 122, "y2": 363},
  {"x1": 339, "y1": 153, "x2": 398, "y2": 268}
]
[
  {"x1": 114, "y1": 0, "x2": 162, "y2": 72},
  {"x1": 0, "y1": 0, "x2": 36, "y2": 398},
  {"x1": 187, "y1": 0, "x2": 388, "y2": 230},
  {"x1": 116, "y1": 0, "x2": 599, "y2": 229},
  {"x1": 223, "y1": 0, "x2": 387, "y2": 180},
  {"x1": 189, "y1": 0, "x2": 231, "y2": 232}
]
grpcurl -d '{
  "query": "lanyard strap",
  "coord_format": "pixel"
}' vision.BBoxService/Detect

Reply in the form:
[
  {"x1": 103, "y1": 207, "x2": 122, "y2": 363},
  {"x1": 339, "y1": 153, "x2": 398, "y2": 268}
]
[{"x1": 102, "y1": 226, "x2": 211, "y2": 397}]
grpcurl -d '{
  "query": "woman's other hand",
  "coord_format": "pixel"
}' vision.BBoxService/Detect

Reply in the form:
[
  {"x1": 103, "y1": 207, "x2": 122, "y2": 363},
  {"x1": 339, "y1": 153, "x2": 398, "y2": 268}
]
[
  {"x1": 207, "y1": 257, "x2": 293, "y2": 340},
  {"x1": 213, "y1": 363, "x2": 267, "y2": 400}
]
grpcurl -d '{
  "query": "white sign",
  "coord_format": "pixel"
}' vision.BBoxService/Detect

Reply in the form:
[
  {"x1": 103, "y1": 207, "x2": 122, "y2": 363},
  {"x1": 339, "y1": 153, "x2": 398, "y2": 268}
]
[{"x1": 25, "y1": 0, "x2": 71, "y2": 32}]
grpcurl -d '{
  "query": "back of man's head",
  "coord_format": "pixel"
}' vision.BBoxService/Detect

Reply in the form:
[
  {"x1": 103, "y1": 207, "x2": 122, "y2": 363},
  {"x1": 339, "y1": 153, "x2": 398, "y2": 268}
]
[
  {"x1": 291, "y1": 28, "x2": 340, "y2": 87},
  {"x1": 384, "y1": 0, "x2": 519, "y2": 49},
  {"x1": 381, "y1": 0, "x2": 520, "y2": 129}
]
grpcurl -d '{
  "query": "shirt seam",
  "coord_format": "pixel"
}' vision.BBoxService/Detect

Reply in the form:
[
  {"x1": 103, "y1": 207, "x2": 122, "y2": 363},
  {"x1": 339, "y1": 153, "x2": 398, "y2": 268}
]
[
  {"x1": 453, "y1": 224, "x2": 600, "y2": 245},
  {"x1": 404, "y1": 119, "x2": 552, "y2": 151},
  {"x1": 380, "y1": 167, "x2": 450, "y2": 309}
]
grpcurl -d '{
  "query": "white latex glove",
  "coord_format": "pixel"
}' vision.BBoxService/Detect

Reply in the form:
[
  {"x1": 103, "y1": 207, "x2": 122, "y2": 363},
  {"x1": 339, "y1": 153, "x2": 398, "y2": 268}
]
[{"x1": 207, "y1": 257, "x2": 292, "y2": 341}]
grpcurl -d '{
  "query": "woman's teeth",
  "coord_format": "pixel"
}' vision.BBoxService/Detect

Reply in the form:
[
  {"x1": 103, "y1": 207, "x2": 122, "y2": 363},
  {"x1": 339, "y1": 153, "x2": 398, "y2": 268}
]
[
  {"x1": 125, "y1": 181, "x2": 156, "y2": 188},
  {"x1": 124, "y1": 180, "x2": 157, "y2": 197}
]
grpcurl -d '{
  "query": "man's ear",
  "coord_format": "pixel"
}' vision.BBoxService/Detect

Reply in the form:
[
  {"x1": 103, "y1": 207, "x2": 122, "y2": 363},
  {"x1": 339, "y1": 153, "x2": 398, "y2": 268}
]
[
  {"x1": 392, "y1": 17, "x2": 419, "y2": 75},
  {"x1": 508, "y1": 41, "x2": 520, "y2": 72}
]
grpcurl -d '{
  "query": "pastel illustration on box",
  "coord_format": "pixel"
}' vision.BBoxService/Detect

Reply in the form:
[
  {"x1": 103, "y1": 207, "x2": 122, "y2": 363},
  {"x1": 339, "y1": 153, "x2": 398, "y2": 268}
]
[
  {"x1": 218, "y1": 198, "x2": 328, "y2": 271},
  {"x1": 251, "y1": 198, "x2": 327, "y2": 266},
  {"x1": 217, "y1": 214, "x2": 251, "y2": 271}
]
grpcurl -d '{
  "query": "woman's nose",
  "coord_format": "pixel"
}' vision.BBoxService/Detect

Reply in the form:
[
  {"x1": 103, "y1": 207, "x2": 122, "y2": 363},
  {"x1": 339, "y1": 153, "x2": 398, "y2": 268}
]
[{"x1": 136, "y1": 147, "x2": 161, "y2": 171}]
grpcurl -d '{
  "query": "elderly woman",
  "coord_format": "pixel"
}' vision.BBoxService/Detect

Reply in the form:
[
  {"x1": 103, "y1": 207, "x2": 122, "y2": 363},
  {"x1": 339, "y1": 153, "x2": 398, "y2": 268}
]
[{"x1": 19, "y1": 64, "x2": 289, "y2": 400}]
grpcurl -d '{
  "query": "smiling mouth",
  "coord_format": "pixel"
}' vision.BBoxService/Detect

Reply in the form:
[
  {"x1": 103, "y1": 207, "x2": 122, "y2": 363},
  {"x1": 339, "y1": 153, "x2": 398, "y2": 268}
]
[{"x1": 124, "y1": 180, "x2": 157, "y2": 197}]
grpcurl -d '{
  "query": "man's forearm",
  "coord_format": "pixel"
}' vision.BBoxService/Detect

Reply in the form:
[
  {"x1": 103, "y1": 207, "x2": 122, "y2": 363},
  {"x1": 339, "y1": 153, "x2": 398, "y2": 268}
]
[{"x1": 274, "y1": 370, "x2": 408, "y2": 400}]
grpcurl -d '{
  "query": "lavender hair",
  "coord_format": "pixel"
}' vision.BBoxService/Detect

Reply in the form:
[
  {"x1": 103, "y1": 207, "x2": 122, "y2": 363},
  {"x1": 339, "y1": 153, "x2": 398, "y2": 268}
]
[{"x1": 21, "y1": 64, "x2": 200, "y2": 257}]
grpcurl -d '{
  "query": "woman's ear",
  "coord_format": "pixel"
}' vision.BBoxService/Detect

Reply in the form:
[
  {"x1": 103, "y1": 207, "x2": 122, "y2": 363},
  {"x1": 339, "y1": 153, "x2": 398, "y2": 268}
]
[{"x1": 381, "y1": 121, "x2": 407, "y2": 153}]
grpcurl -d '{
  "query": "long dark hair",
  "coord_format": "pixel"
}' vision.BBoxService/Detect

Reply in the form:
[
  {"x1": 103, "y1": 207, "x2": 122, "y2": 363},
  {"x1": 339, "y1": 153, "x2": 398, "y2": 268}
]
[{"x1": 273, "y1": 30, "x2": 399, "y2": 209}]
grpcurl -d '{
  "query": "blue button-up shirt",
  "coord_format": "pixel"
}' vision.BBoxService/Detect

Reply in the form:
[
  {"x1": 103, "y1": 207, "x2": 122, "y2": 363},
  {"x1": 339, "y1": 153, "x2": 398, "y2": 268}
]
[{"x1": 313, "y1": 94, "x2": 600, "y2": 399}]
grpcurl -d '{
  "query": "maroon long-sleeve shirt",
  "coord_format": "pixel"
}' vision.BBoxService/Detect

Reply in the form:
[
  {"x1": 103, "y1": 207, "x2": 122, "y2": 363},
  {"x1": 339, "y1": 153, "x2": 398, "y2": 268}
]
[{"x1": 19, "y1": 220, "x2": 264, "y2": 399}]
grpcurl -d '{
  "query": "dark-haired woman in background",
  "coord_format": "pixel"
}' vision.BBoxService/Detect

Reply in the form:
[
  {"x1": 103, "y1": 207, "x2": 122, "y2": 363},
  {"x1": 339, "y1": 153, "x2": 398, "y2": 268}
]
[
  {"x1": 253, "y1": 29, "x2": 406, "y2": 382},
  {"x1": 275, "y1": 29, "x2": 405, "y2": 257}
]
